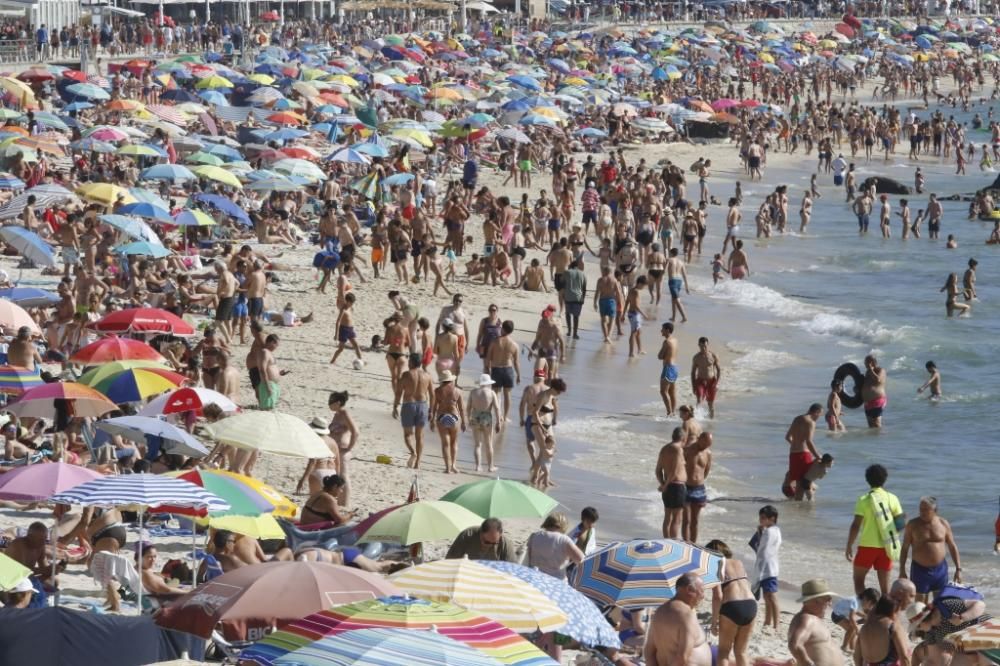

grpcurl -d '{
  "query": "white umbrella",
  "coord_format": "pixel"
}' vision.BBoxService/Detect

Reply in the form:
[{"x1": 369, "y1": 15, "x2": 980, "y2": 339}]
[{"x1": 202, "y1": 411, "x2": 332, "y2": 458}]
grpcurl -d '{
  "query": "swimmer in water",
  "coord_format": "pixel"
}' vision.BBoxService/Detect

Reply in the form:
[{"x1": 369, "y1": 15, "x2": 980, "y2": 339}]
[{"x1": 917, "y1": 361, "x2": 941, "y2": 400}]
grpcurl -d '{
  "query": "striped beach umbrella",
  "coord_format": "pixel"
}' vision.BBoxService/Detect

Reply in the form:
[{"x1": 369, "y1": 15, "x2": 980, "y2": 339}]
[
  {"x1": 0, "y1": 365, "x2": 44, "y2": 395},
  {"x1": 951, "y1": 619, "x2": 1000, "y2": 651},
  {"x1": 240, "y1": 596, "x2": 557, "y2": 666},
  {"x1": 389, "y1": 559, "x2": 567, "y2": 633},
  {"x1": 480, "y1": 561, "x2": 621, "y2": 648},
  {"x1": 570, "y1": 539, "x2": 725, "y2": 609},
  {"x1": 273, "y1": 627, "x2": 504, "y2": 666}
]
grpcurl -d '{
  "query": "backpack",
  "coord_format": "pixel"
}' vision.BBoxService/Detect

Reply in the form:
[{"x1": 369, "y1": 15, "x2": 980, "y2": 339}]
[{"x1": 935, "y1": 583, "x2": 984, "y2": 619}]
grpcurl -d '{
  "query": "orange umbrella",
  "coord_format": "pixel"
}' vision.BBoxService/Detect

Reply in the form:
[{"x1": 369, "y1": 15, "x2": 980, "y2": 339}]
[
  {"x1": 267, "y1": 112, "x2": 306, "y2": 125},
  {"x1": 7, "y1": 382, "x2": 118, "y2": 418},
  {"x1": 1, "y1": 125, "x2": 27, "y2": 136}
]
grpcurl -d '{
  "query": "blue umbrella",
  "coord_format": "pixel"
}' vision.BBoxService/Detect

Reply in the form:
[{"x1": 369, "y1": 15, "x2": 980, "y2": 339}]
[
  {"x1": 193, "y1": 193, "x2": 251, "y2": 225},
  {"x1": 160, "y1": 89, "x2": 200, "y2": 103},
  {"x1": 519, "y1": 114, "x2": 558, "y2": 127},
  {"x1": 325, "y1": 147, "x2": 371, "y2": 164},
  {"x1": 570, "y1": 539, "x2": 724, "y2": 609},
  {"x1": 0, "y1": 287, "x2": 59, "y2": 308},
  {"x1": 480, "y1": 561, "x2": 621, "y2": 648},
  {"x1": 272, "y1": 628, "x2": 505, "y2": 666},
  {"x1": 66, "y1": 83, "x2": 110, "y2": 100},
  {"x1": 547, "y1": 58, "x2": 571, "y2": 74},
  {"x1": 71, "y1": 137, "x2": 116, "y2": 153},
  {"x1": 99, "y1": 214, "x2": 161, "y2": 243},
  {"x1": 140, "y1": 164, "x2": 196, "y2": 182},
  {"x1": 97, "y1": 416, "x2": 207, "y2": 458},
  {"x1": 507, "y1": 75, "x2": 542, "y2": 91},
  {"x1": 574, "y1": 127, "x2": 608, "y2": 138},
  {"x1": 203, "y1": 143, "x2": 244, "y2": 161},
  {"x1": 64, "y1": 101, "x2": 94, "y2": 112},
  {"x1": 262, "y1": 128, "x2": 308, "y2": 142},
  {"x1": 382, "y1": 173, "x2": 415, "y2": 186},
  {"x1": 198, "y1": 90, "x2": 229, "y2": 106},
  {"x1": 115, "y1": 241, "x2": 171, "y2": 258},
  {"x1": 351, "y1": 142, "x2": 389, "y2": 158},
  {"x1": 0, "y1": 227, "x2": 56, "y2": 267},
  {"x1": 117, "y1": 202, "x2": 174, "y2": 223}
]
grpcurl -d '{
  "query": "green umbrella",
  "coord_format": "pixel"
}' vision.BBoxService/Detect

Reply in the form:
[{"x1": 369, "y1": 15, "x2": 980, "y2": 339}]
[
  {"x1": 0, "y1": 552, "x2": 30, "y2": 591},
  {"x1": 440, "y1": 479, "x2": 558, "y2": 519},
  {"x1": 77, "y1": 359, "x2": 171, "y2": 386},
  {"x1": 356, "y1": 500, "x2": 482, "y2": 546}
]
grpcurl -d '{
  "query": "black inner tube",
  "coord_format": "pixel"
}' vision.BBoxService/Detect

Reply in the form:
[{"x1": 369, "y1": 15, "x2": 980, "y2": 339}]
[{"x1": 833, "y1": 362, "x2": 865, "y2": 409}]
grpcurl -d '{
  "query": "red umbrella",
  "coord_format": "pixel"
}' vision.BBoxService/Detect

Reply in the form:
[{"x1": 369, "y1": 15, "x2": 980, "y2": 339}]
[
  {"x1": 91, "y1": 308, "x2": 195, "y2": 336},
  {"x1": 154, "y1": 562, "x2": 402, "y2": 640},
  {"x1": 62, "y1": 70, "x2": 87, "y2": 82},
  {"x1": 69, "y1": 335, "x2": 166, "y2": 365},
  {"x1": 18, "y1": 68, "x2": 54, "y2": 82},
  {"x1": 261, "y1": 9, "x2": 280, "y2": 21}
]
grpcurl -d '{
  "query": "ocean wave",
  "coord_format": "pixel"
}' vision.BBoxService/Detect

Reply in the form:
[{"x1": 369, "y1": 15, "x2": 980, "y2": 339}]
[
  {"x1": 797, "y1": 312, "x2": 910, "y2": 345},
  {"x1": 705, "y1": 278, "x2": 817, "y2": 319},
  {"x1": 726, "y1": 348, "x2": 801, "y2": 394}
]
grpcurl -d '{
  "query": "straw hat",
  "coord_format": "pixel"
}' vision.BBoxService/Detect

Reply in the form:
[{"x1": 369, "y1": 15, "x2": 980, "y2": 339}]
[
  {"x1": 439, "y1": 370, "x2": 456, "y2": 383},
  {"x1": 796, "y1": 579, "x2": 836, "y2": 603},
  {"x1": 477, "y1": 373, "x2": 495, "y2": 387},
  {"x1": 308, "y1": 416, "x2": 329, "y2": 433}
]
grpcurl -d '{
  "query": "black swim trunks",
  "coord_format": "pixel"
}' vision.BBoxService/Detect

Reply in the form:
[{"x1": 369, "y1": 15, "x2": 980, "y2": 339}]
[
  {"x1": 490, "y1": 366, "x2": 516, "y2": 389},
  {"x1": 216, "y1": 296, "x2": 235, "y2": 321},
  {"x1": 661, "y1": 482, "x2": 687, "y2": 509}
]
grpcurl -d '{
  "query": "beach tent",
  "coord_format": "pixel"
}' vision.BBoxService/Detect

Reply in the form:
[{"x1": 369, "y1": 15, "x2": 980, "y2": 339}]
[{"x1": 0, "y1": 607, "x2": 203, "y2": 666}]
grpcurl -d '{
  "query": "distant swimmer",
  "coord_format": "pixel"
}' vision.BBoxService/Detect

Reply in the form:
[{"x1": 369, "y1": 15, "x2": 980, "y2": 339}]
[
  {"x1": 917, "y1": 361, "x2": 941, "y2": 400},
  {"x1": 826, "y1": 380, "x2": 846, "y2": 432},
  {"x1": 862, "y1": 355, "x2": 887, "y2": 428}
]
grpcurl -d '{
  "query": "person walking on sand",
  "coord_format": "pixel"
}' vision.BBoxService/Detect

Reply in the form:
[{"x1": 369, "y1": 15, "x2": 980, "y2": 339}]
[
  {"x1": 330, "y1": 292, "x2": 363, "y2": 366},
  {"x1": 787, "y1": 580, "x2": 841, "y2": 666},
  {"x1": 430, "y1": 370, "x2": 466, "y2": 474},
  {"x1": 666, "y1": 248, "x2": 689, "y2": 323},
  {"x1": 658, "y1": 322, "x2": 679, "y2": 417},
  {"x1": 485, "y1": 320, "x2": 521, "y2": 424},
  {"x1": 626, "y1": 275, "x2": 649, "y2": 357},
  {"x1": 594, "y1": 265, "x2": 624, "y2": 343},
  {"x1": 751, "y1": 505, "x2": 781, "y2": 631},
  {"x1": 684, "y1": 432, "x2": 712, "y2": 543},
  {"x1": 467, "y1": 374, "x2": 501, "y2": 472},
  {"x1": 899, "y1": 496, "x2": 962, "y2": 602},
  {"x1": 393, "y1": 353, "x2": 434, "y2": 469},
  {"x1": 691, "y1": 337, "x2": 721, "y2": 419},
  {"x1": 645, "y1": 574, "x2": 712, "y2": 666},
  {"x1": 845, "y1": 464, "x2": 905, "y2": 595},
  {"x1": 862, "y1": 354, "x2": 887, "y2": 428},
  {"x1": 655, "y1": 427, "x2": 687, "y2": 539},
  {"x1": 256, "y1": 334, "x2": 286, "y2": 411}
]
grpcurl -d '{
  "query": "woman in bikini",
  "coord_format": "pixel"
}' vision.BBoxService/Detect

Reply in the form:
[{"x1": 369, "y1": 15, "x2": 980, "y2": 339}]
[
  {"x1": 327, "y1": 391, "x2": 358, "y2": 507},
  {"x1": 300, "y1": 474, "x2": 354, "y2": 526},
  {"x1": 941, "y1": 273, "x2": 971, "y2": 317},
  {"x1": 706, "y1": 539, "x2": 757, "y2": 666},
  {"x1": 429, "y1": 372, "x2": 465, "y2": 474},
  {"x1": 858, "y1": 595, "x2": 909, "y2": 666},
  {"x1": 383, "y1": 313, "x2": 409, "y2": 394},
  {"x1": 525, "y1": 377, "x2": 566, "y2": 485},
  {"x1": 645, "y1": 243, "x2": 667, "y2": 305}
]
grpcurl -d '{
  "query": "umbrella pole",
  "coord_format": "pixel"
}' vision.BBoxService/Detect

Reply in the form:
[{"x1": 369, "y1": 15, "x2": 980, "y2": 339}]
[
  {"x1": 192, "y1": 528, "x2": 197, "y2": 588},
  {"x1": 51, "y1": 523, "x2": 59, "y2": 607},
  {"x1": 137, "y1": 509, "x2": 144, "y2": 612}
]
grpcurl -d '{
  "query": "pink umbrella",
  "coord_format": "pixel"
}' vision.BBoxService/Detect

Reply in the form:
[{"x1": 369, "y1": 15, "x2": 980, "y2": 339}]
[
  {"x1": 88, "y1": 127, "x2": 130, "y2": 142},
  {"x1": 0, "y1": 461, "x2": 102, "y2": 501},
  {"x1": 711, "y1": 98, "x2": 740, "y2": 111}
]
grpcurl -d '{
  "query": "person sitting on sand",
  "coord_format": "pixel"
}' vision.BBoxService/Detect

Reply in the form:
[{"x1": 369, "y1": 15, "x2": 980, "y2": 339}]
[
  {"x1": 300, "y1": 474, "x2": 356, "y2": 527},
  {"x1": 137, "y1": 543, "x2": 187, "y2": 599},
  {"x1": 294, "y1": 546, "x2": 397, "y2": 573}
]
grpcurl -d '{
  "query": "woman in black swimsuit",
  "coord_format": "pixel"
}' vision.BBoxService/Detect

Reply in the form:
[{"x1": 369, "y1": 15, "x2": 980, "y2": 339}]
[
  {"x1": 707, "y1": 539, "x2": 757, "y2": 666},
  {"x1": 300, "y1": 475, "x2": 353, "y2": 526}
]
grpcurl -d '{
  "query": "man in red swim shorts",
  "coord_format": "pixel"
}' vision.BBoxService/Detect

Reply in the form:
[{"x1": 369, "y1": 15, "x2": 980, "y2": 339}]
[
  {"x1": 691, "y1": 337, "x2": 722, "y2": 418},
  {"x1": 783, "y1": 403, "x2": 823, "y2": 498}
]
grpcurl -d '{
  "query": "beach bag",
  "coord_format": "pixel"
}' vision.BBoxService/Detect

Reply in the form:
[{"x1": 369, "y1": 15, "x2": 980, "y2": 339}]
[{"x1": 935, "y1": 583, "x2": 984, "y2": 619}]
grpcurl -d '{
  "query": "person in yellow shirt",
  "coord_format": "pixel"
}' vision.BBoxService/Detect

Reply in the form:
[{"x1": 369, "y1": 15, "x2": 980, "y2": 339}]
[{"x1": 844, "y1": 464, "x2": 905, "y2": 596}]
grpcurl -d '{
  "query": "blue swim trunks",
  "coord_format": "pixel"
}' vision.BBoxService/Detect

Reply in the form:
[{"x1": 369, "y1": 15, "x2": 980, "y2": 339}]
[
  {"x1": 759, "y1": 577, "x2": 778, "y2": 595},
  {"x1": 661, "y1": 364, "x2": 679, "y2": 383},
  {"x1": 599, "y1": 297, "x2": 616, "y2": 318},
  {"x1": 668, "y1": 278, "x2": 683, "y2": 298},
  {"x1": 910, "y1": 560, "x2": 948, "y2": 595}
]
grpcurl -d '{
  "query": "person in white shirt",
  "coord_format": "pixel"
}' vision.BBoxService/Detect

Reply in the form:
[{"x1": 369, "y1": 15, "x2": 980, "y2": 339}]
[{"x1": 751, "y1": 504, "x2": 782, "y2": 631}]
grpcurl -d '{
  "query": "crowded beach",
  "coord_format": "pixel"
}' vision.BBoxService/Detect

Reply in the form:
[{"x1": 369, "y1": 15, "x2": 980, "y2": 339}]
[{"x1": 0, "y1": 5, "x2": 999, "y2": 666}]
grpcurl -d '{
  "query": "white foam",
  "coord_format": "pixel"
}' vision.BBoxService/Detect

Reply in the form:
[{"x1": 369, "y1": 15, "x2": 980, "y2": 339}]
[
  {"x1": 703, "y1": 278, "x2": 817, "y2": 319},
  {"x1": 797, "y1": 312, "x2": 909, "y2": 345},
  {"x1": 726, "y1": 348, "x2": 800, "y2": 394}
]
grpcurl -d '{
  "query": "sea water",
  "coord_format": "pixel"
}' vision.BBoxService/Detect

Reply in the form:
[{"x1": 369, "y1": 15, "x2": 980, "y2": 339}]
[{"x1": 488, "y1": 134, "x2": 1000, "y2": 603}]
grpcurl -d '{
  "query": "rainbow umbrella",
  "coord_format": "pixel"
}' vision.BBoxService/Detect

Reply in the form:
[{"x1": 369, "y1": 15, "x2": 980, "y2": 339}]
[
  {"x1": 7, "y1": 382, "x2": 118, "y2": 418},
  {"x1": 77, "y1": 359, "x2": 171, "y2": 387},
  {"x1": 212, "y1": 471, "x2": 298, "y2": 518},
  {"x1": 69, "y1": 335, "x2": 166, "y2": 365},
  {"x1": 93, "y1": 367, "x2": 186, "y2": 403},
  {"x1": 159, "y1": 469, "x2": 276, "y2": 517},
  {"x1": 0, "y1": 365, "x2": 44, "y2": 395},
  {"x1": 570, "y1": 539, "x2": 724, "y2": 609},
  {"x1": 239, "y1": 596, "x2": 557, "y2": 666},
  {"x1": 271, "y1": 628, "x2": 504, "y2": 666}
]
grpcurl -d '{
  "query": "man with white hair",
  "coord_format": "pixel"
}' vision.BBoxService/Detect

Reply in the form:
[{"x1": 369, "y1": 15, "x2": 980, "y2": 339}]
[
  {"x1": 900, "y1": 496, "x2": 962, "y2": 602},
  {"x1": 645, "y1": 573, "x2": 712, "y2": 666}
]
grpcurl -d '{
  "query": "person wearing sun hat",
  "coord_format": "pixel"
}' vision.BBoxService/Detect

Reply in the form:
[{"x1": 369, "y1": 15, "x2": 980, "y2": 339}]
[
  {"x1": 467, "y1": 373, "x2": 501, "y2": 472},
  {"x1": 2, "y1": 577, "x2": 34, "y2": 608},
  {"x1": 295, "y1": 416, "x2": 338, "y2": 496},
  {"x1": 430, "y1": 370, "x2": 465, "y2": 474},
  {"x1": 788, "y1": 579, "x2": 841, "y2": 666}
]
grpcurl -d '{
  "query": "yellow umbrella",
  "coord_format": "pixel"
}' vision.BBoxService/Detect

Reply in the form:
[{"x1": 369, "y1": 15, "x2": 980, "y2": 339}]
[
  {"x1": 205, "y1": 513, "x2": 284, "y2": 539},
  {"x1": 16, "y1": 137, "x2": 63, "y2": 155},
  {"x1": 76, "y1": 182, "x2": 137, "y2": 206},
  {"x1": 211, "y1": 470, "x2": 298, "y2": 518},
  {"x1": 563, "y1": 76, "x2": 588, "y2": 86},
  {"x1": 529, "y1": 106, "x2": 562, "y2": 119},
  {"x1": 0, "y1": 76, "x2": 35, "y2": 104},
  {"x1": 247, "y1": 73, "x2": 275, "y2": 85},
  {"x1": 390, "y1": 128, "x2": 434, "y2": 147},
  {"x1": 195, "y1": 75, "x2": 233, "y2": 89},
  {"x1": 191, "y1": 165, "x2": 243, "y2": 189},
  {"x1": 427, "y1": 87, "x2": 462, "y2": 101},
  {"x1": 327, "y1": 74, "x2": 359, "y2": 88},
  {"x1": 759, "y1": 52, "x2": 775, "y2": 63}
]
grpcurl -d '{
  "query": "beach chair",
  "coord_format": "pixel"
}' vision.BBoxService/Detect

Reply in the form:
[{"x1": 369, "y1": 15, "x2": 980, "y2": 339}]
[{"x1": 80, "y1": 420, "x2": 115, "y2": 468}]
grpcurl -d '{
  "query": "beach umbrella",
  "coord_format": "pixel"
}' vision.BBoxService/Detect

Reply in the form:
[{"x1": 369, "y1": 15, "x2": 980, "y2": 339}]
[
  {"x1": 0, "y1": 461, "x2": 101, "y2": 501},
  {"x1": 325, "y1": 147, "x2": 371, "y2": 164},
  {"x1": 159, "y1": 469, "x2": 278, "y2": 518},
  {"x1": 71, "y1": 137, "x2": 115, "y2": 153},
  {"x1": 0, "y1": 287, "x2": 58, "y2": 308},
  {"x1": 99, "y1": 214, "x2": 162, "y2": 243},
  {"x1": 240, "y1": 596, "x2": 558, "y2": 666},
  {"x1": 207, "y1": 513, "x2": 284, "y2": 540},
  {"x1": 7, "y1": 382, "x2": 118, "y2": 419},
  {"x1": 154, "y1": 562, "x2": 402, "y2": 640},
  {"x1": 172, "y1": 210, "x2": 216, "y2": 227},
  {"x1": 0, "y1": 227, "x2": 57, "y2": 267},
  {"x1": 140, "y1": 164, "x2": 196, "y2": 182},
  {"x1": 0, "y1": 300, "x2": 40, "y2": 334},
  {"x1": 0, "y1": 553, "x2": 30, "y2": 591},
  {"x1": 0, "y1": 173, "x2": 25, "y2": 189},
  {"x1": 381, "y1": 173, "x2": 414, "y2": 187},
  {"x1": 191, "y1": 165, "x2": 242, "y2": 189},
  {"x1": 0, "y1": 184, "x2": 75, "y2": 223},
  {"x1": 440, "y1": 479, "x2": 557, "y2": 519},
  {"x1": 67, "y1": 83, "x2": 110, "y2": 100},
  {"x1": 192, "y1": 193, "x2": 250, "y2": 225},
  {"x1": 138, "y1": 386, "x2": 238, "y2": 416},
  {"x1": 195, "y1": 75, "x2": 233, "y2": 90},
  {"x1": 203, "y1": 143, "x2": 243, "y2": 161},
  {"x1": 93, "y1": 367, "x2": 186, "y2": 404},
  {"x1": 84, "y1": 126, "x2": 130, "y2": 142},
  {"x1": 0, "y1": 366, "x2": 45, "y2": 395},
  {"x1": 78, "y1": 360, "x2": 170, "y2": 387},
  {"x1": 202, "y1": 411, "x2": 333, "y2": 459},
  {"x1": 210, "y1": 471, "x2": 296, "y2": 518},
  {"x1": 495, "y1": 127, "x2": 532, "y2": 144},
  {"x1": 70, "y1": 336, "x2": 165, "y2": 365},
  {"x1": 246, "y1": 177, "x2": 302, "y2": 193},
  {"x1": 480, "y1": 561, "x2": 621, "y2": 648},
  {"x1": 272, "y1": 627, "x2": 506, "y2": 666},
  {"x1": 91, "y1": 307, "x2": 195, "y2": 335},
  {"x1": 389, "y1": 559, "x2": 567, "y2": 633},
  {"x1": 185, "y1": 151, "x2": 225, "y2": 166},
  {"x1": 76, "y1": 182, "x2": 135, "y2": 207},
  {"x1": 116, "y1": 241, "x2": 171, "y2": 258},
  {"x1": 570, "y1": 539, "x2": 725, "y2": 609},
  {"x1": 51, "y1": 474, "x2": 229, "y2": 609},
  {"x1": 355, "y1": 500, "x2": 482, "y2": 545},
  {"x1": 96, "y1": 415, "x2": 208, "y2": 459},
  {"x1": 271, "y1": 158, "x2": 325, "y2": 182}
]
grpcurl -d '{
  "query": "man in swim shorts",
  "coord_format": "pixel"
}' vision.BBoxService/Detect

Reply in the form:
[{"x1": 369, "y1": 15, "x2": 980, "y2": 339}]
[
  {"x1": 861, "y1": 354, "x2": 887, "y2": 428},
  {"x1": 665, "y1": 248, "x2": 689, "y2": 323},
  {"x1": 784, "y1": 404, "x2": 823, "y2": 499},
  {"x1": 593, "y1": 265, "x2": 623, "y2": 343},
  {"x1": 691, "y1": 337, "x2": 722, "y2": 419},
  {"x1": 655, "y1": 427, "x2": 687, "y2": 539},
  {"x1": 900, "y1": 496, "x2": 962, "y2": 601},
  {"x1": 657, "y1": 322, "x2": 679, "y2": 416},
  {"x1": 393, "y1": 354, "x2": 433, "y2": 469},
  {"x1": 845, "y1": 464, "x2": 905, "y2": 595}
]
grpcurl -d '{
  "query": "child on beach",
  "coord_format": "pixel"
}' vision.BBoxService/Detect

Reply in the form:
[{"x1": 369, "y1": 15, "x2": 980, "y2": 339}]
[
  {"x1": 569, "y1": 506, "x2": 599, "y2": 555},
  {"x1": 534, "y1": 435, "x2": 556, "y2": 489},
  {"x1": 751, "y1": 505, "x2": 782, "y2": 632},
  {"x1": 711, "y1": 254, "x2": 727, "y2": 284},
  {"x1": 801, "y1": 453, "x2": 834, "y2": 501},
  {"x1": 832, "y1": 587, "x2": 880, "y2": 651},
  {"x1": 826, "y1": 380, "x2": 846, "y2": 431},
  {"x1": 917, "y1": 361, "x2": 942, "y2": 399}
]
